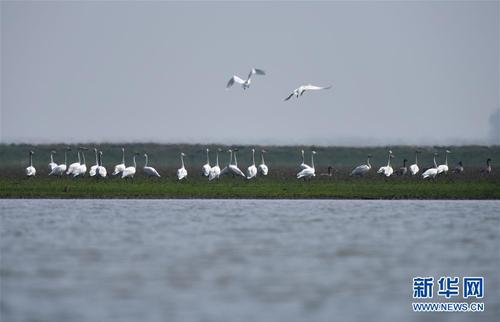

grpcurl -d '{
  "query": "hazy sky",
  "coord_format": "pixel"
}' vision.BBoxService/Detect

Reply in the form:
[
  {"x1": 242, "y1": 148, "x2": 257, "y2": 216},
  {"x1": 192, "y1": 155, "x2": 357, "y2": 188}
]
[{"x1": 1, "y1": 1, "x2": 499, "y2": 145}]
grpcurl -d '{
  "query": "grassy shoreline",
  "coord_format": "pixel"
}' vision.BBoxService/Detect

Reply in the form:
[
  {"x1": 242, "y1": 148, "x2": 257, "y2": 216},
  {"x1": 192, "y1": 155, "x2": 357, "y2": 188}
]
[{"x1": 1, "y1": 176, "x2": 499, "y2": 199}]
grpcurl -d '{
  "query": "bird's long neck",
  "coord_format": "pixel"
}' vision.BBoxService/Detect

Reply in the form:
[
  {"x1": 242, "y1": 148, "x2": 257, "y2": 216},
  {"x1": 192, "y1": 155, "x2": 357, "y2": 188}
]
[
  {"x1": 301, "y1": 151, "x2": 305, "y2": 164},
  {"x1": 433, "y1": 155, "x2": 437, "y2": 168},
  {"x1": 145, "y1": 155, "x2": 148, "y2": 167},
  {"x1": 216, "y1": 151, "x2": 219, "y2": 167},
  {"x1": 64, "y1": 151, "x2": 67, "y2": 166},
  {"x1": 50, "y1": 153, "x2": 54, "y2": 164},
  {"x1": 77, "y1": 151, "x2": 81, "y2": 163},
  {"x1": 29, "y1": 153, "x2": 33, "y2": 167},
  {"x1": 133, "y1": 155, "x2": 136, "y2": 168},
  {"x1": 81, "y1": 152, "x2": 86, "y2": 165},
  {"x1": 234, "y1": 152, "x2": 238, "y2": 167},
  {"x1": 252, "y1": 150, "x2": 255, "y2": 166},
  {"x1": 121, "y1": 149, "x2": 125, "y2": 164},
  {"x1": 100, "y1": 154, "x2": 104, "y2": 167},
  {"x1": 180, "y1": 155, "x2": 184, "y2": 168},
  {"x1": 261, "y1": 152, "x2": 265, "y2": 165},
  {"x1": 206, "y1": 150, "x2": 210, "y2": 164},
  {"x1": 445, "y1": 153, "x2": 448, "y2": 166},
  {"x1": 387, "y1": 153, "x2": 391, "y2": 167},
  {"x1": 311, "y1": 154, "x2": 315, "y2": 169},
  {"x1": 367, "y1": 157, "x2": 371, "y2": 169}
]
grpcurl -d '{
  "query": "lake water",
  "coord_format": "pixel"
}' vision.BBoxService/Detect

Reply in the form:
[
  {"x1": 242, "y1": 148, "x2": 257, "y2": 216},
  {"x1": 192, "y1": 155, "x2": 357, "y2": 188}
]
[{"x1": 1, "y1": 200, "x2": 499, "y2": 322}]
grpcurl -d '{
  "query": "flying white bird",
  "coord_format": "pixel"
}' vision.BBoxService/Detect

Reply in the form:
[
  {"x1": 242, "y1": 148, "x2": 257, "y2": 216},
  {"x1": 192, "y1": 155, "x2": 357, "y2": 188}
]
[
  {"x1": 351, "y1": 155, "x2": 372, "y2": 176},
  {"x1": 284, "y1": 84, "x2": 332, "y2": 101},
  {"x1": 48, "y1": 150, "x2": 57, "y2": 172},
  {"x1": 209, "y1": 149, "x2": 222, "y2": 181},
  {"x1": 437, "y1": 150, "x2": 451, "y2": 175},
  {"x1": 409, "y1": 151, "x2": 420, "y2": 175},
  {"x1": 258, "y1": 150, "x2": 268, "y2": 176},
  {"x1": 202, "y1": 148, "x2": 211, "y2": 177},
  {"x1": 122, "y1": 153, "x2": 138, "y2": 179},
  {"x1": 247, "y1": 148, "x2": 258, "y2": 180},
  {"x1": 49, "y1": 148, "x2": 70, "y2": 176},
  {"x1": 299, "y1": 149, "x2": 311, "y2": 170},
  {"x1": 177, "y1": 152, "x2": 188, "y2": 180},
  {"x1": 377, "y1": 150, "x2": 394, "y2": 177},
  {"x1": 25, "y1": 150, "x2": 36, "y2": 177},
  {"x1": 112, "y1": 147, "x2": 126, "y2": 176},
  {"x1": 422, "y1": 153, "x2": 439, "y2": 179},
  {"x1": 143, "y1": 153, "x2": 161, "y2": 177},
  {"x1": 226, "y1": 68, "x2": 266, "y2": 90},
  {"x1": 297, "y1": 151, "x2": 316, "y2": 179}
]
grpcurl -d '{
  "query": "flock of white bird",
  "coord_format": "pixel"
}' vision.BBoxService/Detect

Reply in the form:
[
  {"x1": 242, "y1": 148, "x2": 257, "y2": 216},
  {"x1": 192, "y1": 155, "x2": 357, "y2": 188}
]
[
  {"x1": 22, "y1": 67, "x2": 493, "y2": 180},
  {"x1": 24, "y1": 147, "x2": 492, "y2": 180}
]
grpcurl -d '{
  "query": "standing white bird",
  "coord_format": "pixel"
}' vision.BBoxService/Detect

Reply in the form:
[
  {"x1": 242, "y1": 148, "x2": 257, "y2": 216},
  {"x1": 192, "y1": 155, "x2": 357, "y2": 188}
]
[
  {"x1": 66, "y1": 149, "x2": 81, "y2": 175},
  {"x1": 72, "y1": 148, "x2": 88, "y2": 177},
  {"x1": 299, "y1": 149, "x2": 311, "y2": 170},
  {"x1": 351, "y1": 155, "x2": 372, "y2": 176},
  {"x1": 297, "y1": 151, "x2": 316, "y2": 179},
  {"x1": 208, "y1": 149, "x2": 221, "y2": 181},
  {"x1": 89, "y1": 148, "x2": 99, "y2": 177},
  {"x1": 49, "y1": 148, "x2": 70, "y2": 176},
  {"x1": 143, "y1": 153, "x2": 161, "y2": 177},
  {"x1": 97, "y1": 151, "x2": 107, "y2": 178},
  {"x1": 226, "y1": 68, "x2": 266, "y2": 90},
  {"x1": 25, "y1": 150, "x2": 36, "y2": 177},
  {"x1": 247, "y1": 148, "x2": 258, "y2": 179},
  {"x1": 377, "y1": 150, "x2": 394, "y2": 177},
  {"x1": 258, "y1": 150, "x2": 269, "y2": 176},
  {"x1": 284, "y1": 84, "x2": 332, "y2": 101},
  {"x1": 112, "y1": 147, "x2": 126, "y2": 176},
  {"x1": 422, "y1": 153, "x2": 439, "y2": 179},
  {"x1": 177, "y1": 153, "x2": 188, "y2": 180},
  {"x1": 219, "y1": 150, "x2": 232, "y2": 177},
  {"x1": 409, "y1": 151, "x2": 420, "y2": 176},
  {"x1": 48, "y1": 150, "x2": 57, "y2": 172},
  {"x1": 229, "y1": 150, "x2": 246, "y2": 177},
  {"x1": 202, "y1": 148, "x2": 211, "y2": 177},
  {"x1": 122, "y1": 153, "x2": 138, "y2": 179},
  {"x1": 437, "y1": 150, "x2": 451, "y2": 175}
]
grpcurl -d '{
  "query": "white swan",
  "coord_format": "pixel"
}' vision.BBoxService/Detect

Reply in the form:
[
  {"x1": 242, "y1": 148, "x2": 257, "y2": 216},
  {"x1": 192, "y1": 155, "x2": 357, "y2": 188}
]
[
  {"x1": 226, "y1": 68, "x2": 266, "y2": 90},
  {"x1": 351, "y1": 155, "x2": 372, "y2": 176},
  {"x1": 143, "y1": 153, "x2": 161, "y2": 177},
  {"x1": 297, "y1": 151, "x2": 316, "y2": 179},
  {"x1": 299, "y1": 149, "x2": 311, "y2": 170},
  {"x1": 247, "y1": 148, "x2": 258, "y2": 179},
  {"x1": 177, "y1": 152, "x2": 188, "y2": 180},
  {"x1": 208, "y1": 149, "x2": 221, "y2": 181},
  {"x1": 284, "y1": 84, "x2": 332, "y2": 101},
  {"x1": 202, "y1": 148, "x2": 211, "y2": 177},
  {"x1": 437, "y1": 150, "x2": 450, "y2": 175},
  {"x1": 229, "y1": 150, "x2": 246, "y2": 177},
  {"x1": 409, "y1": 151, "x2": 420, "y2": 175},
  {"x1": 258, "y1": 150, "x2": 268, "y2": 176},
  {"x1": 112, "y1": 147, "x2": 126, "y2": 176},
  {"x1": 25, "y1": 150, "x2": 36, "y2": 177},
  {"x1": 97, "y1": 151, "x2": 107, "y2": 178},
  {"x1": 66, "y1": 149, "x2": 81, "y2": 175},
  {"x1": 122, "y1": 153, "x2": 138, "y2": 179},
  {"x1": 422, "y1": 153, "x2": 439, "y2": 179},
  {"x1": 48, "y1": 150, "x2": 57, "y2": 172},
  {"x1": 219, "y1": 150, "x2": 232, "y2": 177},
  {"x1": 49, "y1": 148, "x2": 70, "y2": 176},
  {"x1": 377, "y1": 150, "x2": 394, "y2": 177},
  {"x1": 89, "y1": 148, "x2": 99, "y2": 177},
  {"x1": 72, "y1": 148, "x2": 87, "y2": 177}
]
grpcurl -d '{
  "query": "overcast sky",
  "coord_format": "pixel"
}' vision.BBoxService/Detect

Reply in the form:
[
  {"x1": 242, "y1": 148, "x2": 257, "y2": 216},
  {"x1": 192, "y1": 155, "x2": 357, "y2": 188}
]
[{"x1": 1, "y1": 1, "x2": 499, "y2": 146}]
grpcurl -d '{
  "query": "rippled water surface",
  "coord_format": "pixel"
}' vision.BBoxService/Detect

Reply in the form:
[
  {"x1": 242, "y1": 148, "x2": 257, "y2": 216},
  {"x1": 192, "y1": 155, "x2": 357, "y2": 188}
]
[{"x1": 1, "y1": 200, "x2": 499, "y2": 322}]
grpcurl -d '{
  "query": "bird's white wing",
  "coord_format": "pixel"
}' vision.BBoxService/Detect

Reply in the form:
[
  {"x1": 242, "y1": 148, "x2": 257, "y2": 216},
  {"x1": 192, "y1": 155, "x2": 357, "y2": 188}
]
[
  {"x1": 248, "y1": 68, "x2": 266, "y2": 79},
  {"x1": 302, "y1": 84, "x2": 332, "y2": 91},
  {"x1": 226, "y1": 75, "x2": 245, "y2": 88}
]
